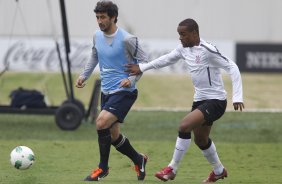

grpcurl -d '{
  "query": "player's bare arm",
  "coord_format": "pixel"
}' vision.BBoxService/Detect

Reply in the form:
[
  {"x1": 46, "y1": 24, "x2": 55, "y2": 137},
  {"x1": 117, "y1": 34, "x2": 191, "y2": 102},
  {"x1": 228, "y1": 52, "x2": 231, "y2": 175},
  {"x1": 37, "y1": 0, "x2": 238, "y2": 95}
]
[
  {"x1": 124, "y1": 64, "x2": 142, "y2": 75},
  {"x1": 233, "y1": 102, "x2": 244, "y2": 111}
]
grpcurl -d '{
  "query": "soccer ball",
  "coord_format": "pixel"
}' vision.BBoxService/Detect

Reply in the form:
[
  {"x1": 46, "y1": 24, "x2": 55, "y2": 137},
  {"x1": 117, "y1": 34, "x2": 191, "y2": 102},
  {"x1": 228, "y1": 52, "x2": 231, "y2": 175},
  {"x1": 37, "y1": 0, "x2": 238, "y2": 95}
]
[{"x1": 10, "y1": 146, "x2": 35, "y2": 170}]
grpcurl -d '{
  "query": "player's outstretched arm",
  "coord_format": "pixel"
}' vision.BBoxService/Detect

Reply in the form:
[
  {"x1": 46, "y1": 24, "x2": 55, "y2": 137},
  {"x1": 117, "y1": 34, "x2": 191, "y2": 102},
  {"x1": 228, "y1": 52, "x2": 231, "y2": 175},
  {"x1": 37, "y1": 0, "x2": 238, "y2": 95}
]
[{"x1": 124, "y1": 64, "x2": 142, "y2": 75}]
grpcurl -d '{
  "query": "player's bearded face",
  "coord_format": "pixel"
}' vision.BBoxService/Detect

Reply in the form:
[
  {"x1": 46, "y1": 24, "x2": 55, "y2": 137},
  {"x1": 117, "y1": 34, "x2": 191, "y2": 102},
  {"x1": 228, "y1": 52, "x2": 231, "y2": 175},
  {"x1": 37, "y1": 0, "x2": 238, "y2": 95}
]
[
  {"x1": 96, "y1": 13, "x2": 114, "y2": 32},
  {"x1": 177, "y1": 26, "x2": 195, "y2": 48}
]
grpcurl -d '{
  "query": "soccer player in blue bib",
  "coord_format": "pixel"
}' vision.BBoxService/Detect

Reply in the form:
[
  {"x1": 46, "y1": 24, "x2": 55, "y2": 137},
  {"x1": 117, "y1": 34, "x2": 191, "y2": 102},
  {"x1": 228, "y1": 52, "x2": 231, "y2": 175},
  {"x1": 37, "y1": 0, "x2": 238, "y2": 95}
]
[
  {"x1": 126, "y1": 18, "x2": 244, "y2": 183},
  {"x1": 76, "y1": 0, "x2": 148, "y2": 181}
]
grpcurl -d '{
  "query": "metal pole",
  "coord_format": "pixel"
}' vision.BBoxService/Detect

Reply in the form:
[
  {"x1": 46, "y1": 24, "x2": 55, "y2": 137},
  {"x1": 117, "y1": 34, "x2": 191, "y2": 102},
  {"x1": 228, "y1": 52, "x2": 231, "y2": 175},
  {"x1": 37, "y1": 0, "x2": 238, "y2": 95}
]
[{"x1": 59, "y1": 0, "x2": 74, "y2": 101}]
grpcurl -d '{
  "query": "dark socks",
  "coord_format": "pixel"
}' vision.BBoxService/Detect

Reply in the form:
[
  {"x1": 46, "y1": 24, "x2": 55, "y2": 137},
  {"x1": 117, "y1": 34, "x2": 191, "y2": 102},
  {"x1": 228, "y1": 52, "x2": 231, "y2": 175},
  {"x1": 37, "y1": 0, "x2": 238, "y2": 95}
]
[
  {"x1": 112, "y1": 134, "x2": 141, "y2": 165},
  {"x1": 178, "y1": 131, "x2": 191, "y2": 139},
  {"x1": 97, "y1": 128, "x2": 111, "y2": 171},
  {"x1": 198, "y1": 138, "x2": 212, "y2": 150}
]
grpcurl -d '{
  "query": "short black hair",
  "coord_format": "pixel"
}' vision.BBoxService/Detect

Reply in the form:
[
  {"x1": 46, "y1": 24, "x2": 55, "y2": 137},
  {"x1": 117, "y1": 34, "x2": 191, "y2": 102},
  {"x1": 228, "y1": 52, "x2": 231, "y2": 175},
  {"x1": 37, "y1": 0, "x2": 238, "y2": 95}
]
[
  {"x1": 94, "y1": 0, "x2": 118, "y2": 23},
  {"x1": 179, "y1": 18, "x2": 199, "y2": 35}
]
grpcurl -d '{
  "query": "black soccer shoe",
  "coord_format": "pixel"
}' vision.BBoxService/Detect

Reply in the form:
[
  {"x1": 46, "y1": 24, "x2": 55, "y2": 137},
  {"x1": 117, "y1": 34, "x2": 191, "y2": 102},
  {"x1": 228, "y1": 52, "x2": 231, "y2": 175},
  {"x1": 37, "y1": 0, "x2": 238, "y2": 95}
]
[
  {"x1": 84, "y1": 167, "x2": 109, "y2": 181},
  {"x1": 134, "y1": 154, "x2": 148, "y2": 180}
]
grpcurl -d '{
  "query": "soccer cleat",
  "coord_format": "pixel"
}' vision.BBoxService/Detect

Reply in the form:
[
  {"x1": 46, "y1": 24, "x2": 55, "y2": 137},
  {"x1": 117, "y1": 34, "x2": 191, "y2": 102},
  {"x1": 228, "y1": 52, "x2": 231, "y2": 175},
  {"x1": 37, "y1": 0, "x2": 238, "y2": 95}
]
[
  {"x1": 202, "y1": 168, "x2": 228, "y2": 183},
  {"x1": 155, "y1": 166, "x2": 176, "y2": 181},
  {"x1": 134, "y1": 154, "x2": 148, "y2": 180},
  {"x1": 84, "y1": 167, "x2": 109, "y2": 181}
]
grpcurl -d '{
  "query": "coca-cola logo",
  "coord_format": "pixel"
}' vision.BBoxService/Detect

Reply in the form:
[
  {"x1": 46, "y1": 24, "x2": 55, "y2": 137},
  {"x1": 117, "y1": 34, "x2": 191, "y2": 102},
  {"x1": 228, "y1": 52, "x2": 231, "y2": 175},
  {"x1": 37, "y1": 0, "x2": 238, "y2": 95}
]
[
  {"x1": 4, "y1": 40, "x2": 91, "y2": 72},
  {"x1": 2, "y1": 39, "x2": 189, "y2": 74}
]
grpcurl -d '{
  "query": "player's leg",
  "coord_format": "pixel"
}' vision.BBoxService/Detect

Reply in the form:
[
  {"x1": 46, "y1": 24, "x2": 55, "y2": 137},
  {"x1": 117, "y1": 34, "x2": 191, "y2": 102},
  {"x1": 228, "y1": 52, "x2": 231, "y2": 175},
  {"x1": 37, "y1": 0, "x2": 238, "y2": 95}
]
[
  {"x1": 194, "y1": 126, "x2": 223, "y2": 173},
  {"x1": 194, "y1": 126, "x2": 227, "y2": 183},
  {"x1": 194, "y1": 99, "x2": 227, "y2": 183},
  {"x1": 96, "y1": 110, "x2": 117, "y2": 170},
  {"x1": 108, "y1": 90, "x2": 148, "y2": 180},
  {"x1": 84, "y1": 110, "x2": 117, "y2": 181},
  {"x1": 155, "y1": 108, "x2": 205, "y2": 181},
  {"x1": 111, "y1": 123, "x2": 147, "y2": 180},
  {"x1": 155, "y1": 131, "x2": 191, "y2": 182},
  {"x1": 170, "y1": 109, "x2": 206, "y2": 170},
  {"x1": 111, "y1": 122, "x2": 143, "y2": 166}
]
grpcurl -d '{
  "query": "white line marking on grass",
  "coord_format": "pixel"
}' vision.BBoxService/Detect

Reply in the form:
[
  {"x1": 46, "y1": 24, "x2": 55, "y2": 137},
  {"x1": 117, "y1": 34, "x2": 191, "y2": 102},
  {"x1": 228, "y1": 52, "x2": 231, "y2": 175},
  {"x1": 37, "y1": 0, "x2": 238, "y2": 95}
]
[{"x1": 132, "y1": 107, "x2": 282, "y2": 113}]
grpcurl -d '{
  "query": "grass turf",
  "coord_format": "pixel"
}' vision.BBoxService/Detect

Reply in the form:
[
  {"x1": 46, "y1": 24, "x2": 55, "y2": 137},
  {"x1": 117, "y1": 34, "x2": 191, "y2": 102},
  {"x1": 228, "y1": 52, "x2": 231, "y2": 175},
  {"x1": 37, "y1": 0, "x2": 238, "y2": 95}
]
[
  {"x1": 0, "y1": 111, "x2": 282, "y2": 183},
  {"x1": 0, "y1": 72, "x2": 281, "y2": 183}
]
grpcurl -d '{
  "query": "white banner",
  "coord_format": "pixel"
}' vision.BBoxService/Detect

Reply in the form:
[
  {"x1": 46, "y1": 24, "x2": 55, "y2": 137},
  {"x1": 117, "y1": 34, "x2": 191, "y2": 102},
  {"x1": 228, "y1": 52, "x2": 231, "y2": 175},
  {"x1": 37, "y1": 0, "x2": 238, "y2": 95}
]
[
  {"x1": 0, "y1": 37, "x2": 235, "y2": 74},
  {"x1": 0, "y1": 37, "x2": 90, "y2": 73}
]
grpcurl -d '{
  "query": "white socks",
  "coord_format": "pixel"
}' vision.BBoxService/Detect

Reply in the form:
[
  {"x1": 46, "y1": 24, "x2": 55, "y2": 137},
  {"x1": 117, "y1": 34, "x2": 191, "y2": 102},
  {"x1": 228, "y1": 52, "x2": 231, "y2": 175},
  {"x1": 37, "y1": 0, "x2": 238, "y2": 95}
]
[
  {"x1": 168, "y1": 137, "x2": 224, "y2": 175},
  {"x1": 202, "y1": 141, "x2": 224, "y2": 175},
  {"x1": 168, "y1": 137, "x2": 191, "y2": 173}
]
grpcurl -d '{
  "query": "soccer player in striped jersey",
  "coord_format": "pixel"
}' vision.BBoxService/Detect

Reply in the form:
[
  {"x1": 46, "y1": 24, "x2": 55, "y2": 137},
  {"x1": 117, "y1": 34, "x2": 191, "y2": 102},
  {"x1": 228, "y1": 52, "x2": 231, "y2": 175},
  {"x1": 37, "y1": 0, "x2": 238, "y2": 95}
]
[
  {"x1": 125, "y1": 18, "x2": 244, "y2": 183},
  {"x1": 76, "y1": 0, "x2": 148, "y2": 181}
]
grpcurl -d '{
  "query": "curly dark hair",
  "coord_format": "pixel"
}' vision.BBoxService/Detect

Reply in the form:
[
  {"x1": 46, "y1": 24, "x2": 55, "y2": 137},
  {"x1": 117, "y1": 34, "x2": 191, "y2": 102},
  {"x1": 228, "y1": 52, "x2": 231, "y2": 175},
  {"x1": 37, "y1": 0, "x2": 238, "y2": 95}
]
[{"x1": 94, "y1": 0, "x2": 118, "y2": 23}]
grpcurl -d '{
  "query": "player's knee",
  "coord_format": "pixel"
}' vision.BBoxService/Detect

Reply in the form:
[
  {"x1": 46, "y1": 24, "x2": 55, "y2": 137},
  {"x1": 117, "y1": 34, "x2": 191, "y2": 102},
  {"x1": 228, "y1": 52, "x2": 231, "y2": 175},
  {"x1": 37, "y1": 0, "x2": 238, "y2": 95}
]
[
  {"x1": 179, "y1": 120, "x2": 192, "y2": 132},
  {"x1": 179, "y1": 123, "x2": 187, "y2": 132},
  {"x1": 95, "y1": 116, "x2": 108, "y2": 129},
  {"x1": 195, "y1": 137, "x2": 211, "y2": 150},
  {"x1": 194, "y1": 139, "x2": 203, "y2": 148}
]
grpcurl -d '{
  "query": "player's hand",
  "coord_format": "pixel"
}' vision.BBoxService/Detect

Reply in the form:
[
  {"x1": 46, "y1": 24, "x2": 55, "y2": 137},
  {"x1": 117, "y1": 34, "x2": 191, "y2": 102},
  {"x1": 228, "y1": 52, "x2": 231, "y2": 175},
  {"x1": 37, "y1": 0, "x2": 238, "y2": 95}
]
[
  {"x1": 120, "y1": 78, "x2": 131, "y2": 88},
  {"x1": 233, "y1": 102, "x2": 244, "y2": 111},
  {"x1": 124, "y1": 64, "x2": 142, "y2": 75},
  {"x1": 75, "y1": 76, "x2": 86, "y2": 88}
]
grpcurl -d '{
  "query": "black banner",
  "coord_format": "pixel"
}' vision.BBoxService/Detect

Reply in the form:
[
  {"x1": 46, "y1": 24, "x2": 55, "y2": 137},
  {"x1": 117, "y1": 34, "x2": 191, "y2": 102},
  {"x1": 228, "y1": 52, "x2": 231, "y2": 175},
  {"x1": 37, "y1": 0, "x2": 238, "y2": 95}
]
[{"x1": 236, "y1": 43, "x2": 282, "y2": 72}]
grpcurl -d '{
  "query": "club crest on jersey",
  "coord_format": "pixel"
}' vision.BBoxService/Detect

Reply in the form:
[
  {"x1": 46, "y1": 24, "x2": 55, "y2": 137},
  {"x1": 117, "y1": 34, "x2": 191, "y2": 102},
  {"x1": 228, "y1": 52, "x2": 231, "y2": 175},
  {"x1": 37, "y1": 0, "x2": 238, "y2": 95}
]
[{"x1": 195, "y1": 55, "x2": 201, "y2": 63}]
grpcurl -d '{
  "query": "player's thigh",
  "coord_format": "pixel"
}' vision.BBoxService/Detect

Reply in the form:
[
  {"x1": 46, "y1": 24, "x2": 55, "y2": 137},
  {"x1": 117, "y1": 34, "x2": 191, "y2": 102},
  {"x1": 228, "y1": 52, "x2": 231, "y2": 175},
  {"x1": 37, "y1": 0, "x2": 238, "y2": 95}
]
[
  {"x1": 96, "y1": 110, "x2": 118, "y2": 129},
  {"x1": 180, "y1": 109, "x2": 206, "y2": 132}
]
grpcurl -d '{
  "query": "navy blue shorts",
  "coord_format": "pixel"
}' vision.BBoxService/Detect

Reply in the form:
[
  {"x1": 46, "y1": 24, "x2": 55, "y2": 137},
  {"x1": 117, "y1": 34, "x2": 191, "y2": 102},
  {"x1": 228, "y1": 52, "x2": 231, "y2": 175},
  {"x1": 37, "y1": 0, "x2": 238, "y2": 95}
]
[
  {"x1": 191, "y1": 99, "x2": 227, "y2": 126},
  {"x1": 101, "y1": 90, "x2": 138, "y2": 123}
]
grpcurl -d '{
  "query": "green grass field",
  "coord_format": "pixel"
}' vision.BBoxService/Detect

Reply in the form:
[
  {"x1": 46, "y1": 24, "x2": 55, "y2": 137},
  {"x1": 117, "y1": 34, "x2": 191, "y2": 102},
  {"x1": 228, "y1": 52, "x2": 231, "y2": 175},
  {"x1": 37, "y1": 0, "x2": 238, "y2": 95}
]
[
  {"x1": 0, "y1": 111, "x2": 282, "y2": 184},
  {"x1": 0, "y1": 73, "x2": 282, "y2": 183}
]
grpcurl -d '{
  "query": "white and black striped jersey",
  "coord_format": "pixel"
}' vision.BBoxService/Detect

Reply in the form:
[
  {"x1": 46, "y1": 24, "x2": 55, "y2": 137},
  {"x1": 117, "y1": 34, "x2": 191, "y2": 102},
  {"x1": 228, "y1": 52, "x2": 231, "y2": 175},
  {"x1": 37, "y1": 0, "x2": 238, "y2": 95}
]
[{"x1": 139, "y1": 39, "x2": 243, "y2": 103}]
